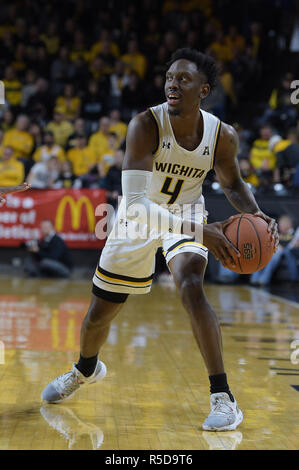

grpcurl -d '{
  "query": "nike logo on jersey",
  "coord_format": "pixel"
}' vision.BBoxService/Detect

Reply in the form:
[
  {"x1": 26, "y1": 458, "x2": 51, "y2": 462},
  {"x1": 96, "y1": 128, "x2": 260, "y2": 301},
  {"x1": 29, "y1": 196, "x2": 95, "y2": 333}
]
[{"x1": 155, "y1": 161, "x2": 205, "y2": 178}]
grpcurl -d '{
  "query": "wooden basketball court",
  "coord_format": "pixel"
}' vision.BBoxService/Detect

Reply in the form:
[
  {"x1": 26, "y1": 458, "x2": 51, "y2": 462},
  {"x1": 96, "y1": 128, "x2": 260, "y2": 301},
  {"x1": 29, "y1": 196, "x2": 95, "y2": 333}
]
[{"x1": 0, "y1": 276, "x2": 298, "y2": 450}]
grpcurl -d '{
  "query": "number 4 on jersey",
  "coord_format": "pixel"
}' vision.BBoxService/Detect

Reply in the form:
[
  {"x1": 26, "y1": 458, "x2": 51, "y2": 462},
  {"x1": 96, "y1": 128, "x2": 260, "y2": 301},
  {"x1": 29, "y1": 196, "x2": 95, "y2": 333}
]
[{"x1": 160, "y1": 177, "x2": 184, "y2": 204}]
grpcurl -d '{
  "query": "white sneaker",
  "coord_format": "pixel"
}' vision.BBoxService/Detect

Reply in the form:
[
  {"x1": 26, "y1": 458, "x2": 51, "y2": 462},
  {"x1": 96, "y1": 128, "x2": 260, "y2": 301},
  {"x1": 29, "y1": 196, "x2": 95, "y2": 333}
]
[
  {"x1": 41, "y1": 360, "x2": 106, "y2": 404},
  {"x1": 202, "y1": 392, "x2": 243, "y2": 431}
]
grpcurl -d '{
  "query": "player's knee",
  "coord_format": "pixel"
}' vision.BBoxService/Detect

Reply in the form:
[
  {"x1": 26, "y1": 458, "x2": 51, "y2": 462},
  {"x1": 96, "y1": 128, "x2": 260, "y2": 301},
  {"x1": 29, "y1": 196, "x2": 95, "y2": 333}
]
[
  {"x1": 178, "y1": 274, "x2": 205, "y2": 301},
  {"x1": 85, "y1": 297, "x2": 121, "y2": 328}
]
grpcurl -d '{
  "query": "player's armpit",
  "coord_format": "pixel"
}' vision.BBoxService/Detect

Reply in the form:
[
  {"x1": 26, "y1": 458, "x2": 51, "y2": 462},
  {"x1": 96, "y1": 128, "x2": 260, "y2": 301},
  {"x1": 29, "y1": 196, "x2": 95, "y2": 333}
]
[{"x1": 213, "y1": 123, "x2": 241, "y2": 190}]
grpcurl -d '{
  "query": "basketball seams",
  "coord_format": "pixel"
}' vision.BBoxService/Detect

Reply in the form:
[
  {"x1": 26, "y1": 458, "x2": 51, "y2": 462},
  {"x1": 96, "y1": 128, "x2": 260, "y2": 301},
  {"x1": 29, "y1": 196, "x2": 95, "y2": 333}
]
[
  {"x1": 225, "y1": 213, "x2": 274, "y2": 274},
  {"x1": 236, "y1": 214, "x2": 243, "y2": 273}
]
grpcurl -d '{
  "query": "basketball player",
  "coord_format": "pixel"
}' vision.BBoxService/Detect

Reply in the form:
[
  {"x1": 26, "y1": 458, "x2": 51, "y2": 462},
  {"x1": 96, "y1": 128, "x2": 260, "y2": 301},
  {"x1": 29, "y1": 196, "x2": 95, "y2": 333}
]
[
  {"x1": 42, "y1": 49, "x2": 278, "y2": 431},
  {"x1": 0, "y1": 182, "x2": 30, "y2": 204}
]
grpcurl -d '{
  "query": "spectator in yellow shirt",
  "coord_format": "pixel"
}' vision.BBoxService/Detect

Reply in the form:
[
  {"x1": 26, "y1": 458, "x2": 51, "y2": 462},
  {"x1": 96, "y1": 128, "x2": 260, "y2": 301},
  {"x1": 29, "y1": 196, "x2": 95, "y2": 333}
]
[
  {"x1": 2, "y1": 66, "x2": 22, "y2": 109},
  {"x1": 70, "y1": 30, "x2": 90, "y2": 63},
  {"x1": 33, "y1": 131, "x2": 65, "y2": 163},
  {"x1": 88, "y1": 116, "x2": 111, "y2": 159},
  {"x1": 250, "y1": 125, "x2": 276, "y2": 185},
  {"x1": 89, "y1": 56, "x2": 106, "y2": 81},
  {"x1": 55, "y1": 84, "x2": 81, "y2": 121},
  {"x1": 2, "y1": 115, "x2": 34, "y2": 159},
  {"x1": 121, "y1": 40, "x2": 147, "y2": 79},
  {"x1": 89, "y1": 29, "x2": 120, "y2": 63},
  {"x1": 250, "y1": 126, "x2": 276, "y2": 170},
  {"x1": 0, "y1": 146, "x2": 25, "y2": 186},
  {"x1": 67, "y1": 134, "x2": 97, "y2": 176},
  {"x1": 45, "y1": 108, "x2": 74, "y2": 148},
  {"x1": 209, "y1": 31, "x2": 232, "y2": 62},
  {"x1": 225, "y1": 26, "x2": 246, "y2": 58},
  {"x1": 239, "y1": 158, "x2": 259, "y2": 187},
  {"x1": 98, "y1": 132, "x2": 119, "y2": 176},
  {"x1": 40, "y1": 22, "x2": 60, "y2": 56},
  {"x1": 109, "y1": 109, "x2": 127, "y2": 146}
]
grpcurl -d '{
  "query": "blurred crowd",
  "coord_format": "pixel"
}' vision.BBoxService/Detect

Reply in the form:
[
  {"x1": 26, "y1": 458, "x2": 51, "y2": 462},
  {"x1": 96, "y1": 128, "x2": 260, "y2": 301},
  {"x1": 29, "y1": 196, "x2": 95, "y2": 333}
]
[{"x1": 0, "y1": 0, "x2": 299, "y2": 197}]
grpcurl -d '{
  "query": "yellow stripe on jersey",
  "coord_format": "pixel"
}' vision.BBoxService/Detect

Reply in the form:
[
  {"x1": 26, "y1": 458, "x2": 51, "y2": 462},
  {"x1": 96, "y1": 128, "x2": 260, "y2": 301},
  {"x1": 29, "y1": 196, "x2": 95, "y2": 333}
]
[
  {"x1": 149, "y1": 107, "x2": 161, "y2": 157},
  {"x1": 211, "y1": 119, "x2": 221, "y2": 169}
]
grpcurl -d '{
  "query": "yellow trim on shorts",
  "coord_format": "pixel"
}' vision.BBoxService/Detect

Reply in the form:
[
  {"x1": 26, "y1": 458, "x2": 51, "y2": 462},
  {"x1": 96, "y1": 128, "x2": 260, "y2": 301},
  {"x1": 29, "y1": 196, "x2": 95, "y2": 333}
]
[
  {"x1": 169, "y1": 240, "x2": 208, "y2": 253},
  {"x1": 96, "y1": 268, "x2": 153, "y2": 286},
  {"x1": 163, "y1": 240, "x2": 208, "y2": 256}
]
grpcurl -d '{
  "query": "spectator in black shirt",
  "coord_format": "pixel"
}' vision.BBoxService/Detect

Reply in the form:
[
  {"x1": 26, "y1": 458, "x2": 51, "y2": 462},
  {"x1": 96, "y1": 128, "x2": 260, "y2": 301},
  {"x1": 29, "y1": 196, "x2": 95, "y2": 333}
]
[
  {"x1": 26, "y1": 78, "x2": 52, "y2": 122},
  {"x1": 53, "y1": 160, "x2": 81, "y2": 189},
  {"x1": 82, "y1": 79, "x2": 106, "y2": 133},
  {"x1": 24, "y1": 219, "x2": 73, "y2": 278},
  {"x1": 146, "y1": 73, "x2": 165, "y2": 107},
  {"x1": 121, "y1": 71, "x2": 144, "y2": 121}
]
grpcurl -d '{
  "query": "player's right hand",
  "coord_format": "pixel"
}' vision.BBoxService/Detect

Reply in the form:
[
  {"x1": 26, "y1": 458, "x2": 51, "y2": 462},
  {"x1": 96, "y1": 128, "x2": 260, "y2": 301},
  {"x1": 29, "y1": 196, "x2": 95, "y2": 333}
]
[{"x1": 203, "y1": 219, "x2": 240, "y2": 268}]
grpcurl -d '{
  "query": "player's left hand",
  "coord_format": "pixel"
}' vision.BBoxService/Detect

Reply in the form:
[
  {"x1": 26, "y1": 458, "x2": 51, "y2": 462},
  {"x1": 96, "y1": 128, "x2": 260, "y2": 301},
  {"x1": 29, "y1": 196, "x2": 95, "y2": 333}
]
[
  {"x1": 253, "y1": 211, "x2": 279, "y2": 251},
  {"x1": 0, "y1": 182, "x2": 31, "y2": 205}
]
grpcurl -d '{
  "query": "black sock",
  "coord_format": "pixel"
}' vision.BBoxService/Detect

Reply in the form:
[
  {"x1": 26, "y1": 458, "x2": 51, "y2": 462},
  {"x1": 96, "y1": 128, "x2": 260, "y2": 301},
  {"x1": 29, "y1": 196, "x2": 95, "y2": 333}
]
[
  {"x1": 76, "y1": 354, "x2": 98, "y2": 377},
  {"x1": 209, "y1": 373, "x2": 234, "y2": 402}
]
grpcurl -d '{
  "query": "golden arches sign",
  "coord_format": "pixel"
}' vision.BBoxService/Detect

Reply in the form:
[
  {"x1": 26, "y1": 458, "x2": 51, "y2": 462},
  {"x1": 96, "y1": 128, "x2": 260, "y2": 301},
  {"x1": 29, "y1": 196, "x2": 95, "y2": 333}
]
[{"x1": 55, "y1": 195, "x2": 95, "y2": 232}]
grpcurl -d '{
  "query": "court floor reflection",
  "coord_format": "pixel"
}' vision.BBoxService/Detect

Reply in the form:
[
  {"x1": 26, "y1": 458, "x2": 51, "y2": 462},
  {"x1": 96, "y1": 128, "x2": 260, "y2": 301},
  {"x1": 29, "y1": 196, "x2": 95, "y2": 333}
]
[{"x1": 40, "y1": 405, "x2": 104, "y2": 450}]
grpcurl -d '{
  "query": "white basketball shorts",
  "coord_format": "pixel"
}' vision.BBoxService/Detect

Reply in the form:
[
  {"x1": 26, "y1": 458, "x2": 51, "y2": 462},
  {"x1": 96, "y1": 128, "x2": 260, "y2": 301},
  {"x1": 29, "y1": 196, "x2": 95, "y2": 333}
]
[{"x1": 92, "y1": 206, "x2": 208, "y2": 298}]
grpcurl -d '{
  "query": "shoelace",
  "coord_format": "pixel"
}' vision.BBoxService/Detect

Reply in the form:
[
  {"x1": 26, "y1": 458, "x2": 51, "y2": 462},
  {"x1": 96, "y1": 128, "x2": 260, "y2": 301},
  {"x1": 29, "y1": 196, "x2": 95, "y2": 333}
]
[
  {"x1": 210, "y1": 397, "x2": 234, "y2": 416},
  {"x1": 56, "y1": 370, "x2": 81, "y2": 395}
]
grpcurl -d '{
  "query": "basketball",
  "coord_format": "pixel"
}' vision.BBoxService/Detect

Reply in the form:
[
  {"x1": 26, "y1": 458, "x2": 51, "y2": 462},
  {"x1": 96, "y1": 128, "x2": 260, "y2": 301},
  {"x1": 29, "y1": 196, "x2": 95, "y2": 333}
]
[{"x1": 224, "y1": 214, "x2": 276, "y2": 274}]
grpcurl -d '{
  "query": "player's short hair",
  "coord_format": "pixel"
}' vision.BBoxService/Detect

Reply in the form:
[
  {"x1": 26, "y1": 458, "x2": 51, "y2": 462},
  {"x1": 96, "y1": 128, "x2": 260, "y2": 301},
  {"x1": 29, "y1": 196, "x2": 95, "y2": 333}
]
[{"x1": 167, "y1": 48, "x2": 218, "y2": 91}]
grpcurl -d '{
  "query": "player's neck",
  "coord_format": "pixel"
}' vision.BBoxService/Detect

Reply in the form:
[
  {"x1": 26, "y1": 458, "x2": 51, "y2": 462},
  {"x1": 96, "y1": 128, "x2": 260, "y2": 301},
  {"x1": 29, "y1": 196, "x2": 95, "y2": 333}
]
[{"x1": 169, "y1": 106, "x2": 202, "y2": 137}]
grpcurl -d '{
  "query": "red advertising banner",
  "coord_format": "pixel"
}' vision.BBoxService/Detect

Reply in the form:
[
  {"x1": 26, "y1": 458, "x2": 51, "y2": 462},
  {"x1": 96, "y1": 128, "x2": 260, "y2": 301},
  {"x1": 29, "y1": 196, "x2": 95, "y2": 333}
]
[{"x1": 0, "y1": 189, "x2": 107, "y2": 249}]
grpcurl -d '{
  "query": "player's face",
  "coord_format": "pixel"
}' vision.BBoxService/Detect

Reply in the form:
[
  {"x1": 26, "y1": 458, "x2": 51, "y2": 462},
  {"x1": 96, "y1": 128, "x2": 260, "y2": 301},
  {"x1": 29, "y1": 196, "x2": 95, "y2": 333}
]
[{"x1": 165, "y1": 59, "x2": 208, "y2": 116}]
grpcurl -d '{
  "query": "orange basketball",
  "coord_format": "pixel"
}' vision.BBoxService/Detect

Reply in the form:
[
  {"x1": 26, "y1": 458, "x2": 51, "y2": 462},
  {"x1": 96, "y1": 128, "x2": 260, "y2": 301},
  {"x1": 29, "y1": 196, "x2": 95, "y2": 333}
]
[{"x1": 223, "y1": 214, "x2": 275, "y2": 274}]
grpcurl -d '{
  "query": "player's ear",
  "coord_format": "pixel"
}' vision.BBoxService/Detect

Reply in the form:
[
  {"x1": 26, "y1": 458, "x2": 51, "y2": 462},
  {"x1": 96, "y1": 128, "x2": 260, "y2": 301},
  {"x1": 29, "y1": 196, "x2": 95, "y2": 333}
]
[{"x1": 200, "y1": 84, "x2": 210, "y2": 99}]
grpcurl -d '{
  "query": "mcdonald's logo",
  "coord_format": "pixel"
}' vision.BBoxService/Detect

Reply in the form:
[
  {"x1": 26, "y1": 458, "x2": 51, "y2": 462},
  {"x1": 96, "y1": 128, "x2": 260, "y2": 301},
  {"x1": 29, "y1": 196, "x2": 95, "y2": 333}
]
[{"x1": 55, "y1": 195, "x2": 95, "y2": 232}]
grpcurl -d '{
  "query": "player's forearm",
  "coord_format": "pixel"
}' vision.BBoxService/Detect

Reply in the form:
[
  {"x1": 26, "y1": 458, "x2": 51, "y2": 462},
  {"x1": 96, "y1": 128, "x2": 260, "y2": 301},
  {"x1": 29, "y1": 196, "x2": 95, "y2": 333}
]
[
  {"x1": 122, "y1": 170, "x2": 182, "y2": 234},
  {"x1": 222, "y1": 179, "x2": 260, "y2": 214}
]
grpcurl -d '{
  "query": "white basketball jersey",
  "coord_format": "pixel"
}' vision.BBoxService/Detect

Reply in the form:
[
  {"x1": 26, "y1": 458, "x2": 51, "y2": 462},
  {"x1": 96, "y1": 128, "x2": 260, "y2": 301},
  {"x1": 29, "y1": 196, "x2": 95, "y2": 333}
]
[{"x1": 147, "y1": 102, "x2": 221, "y2": 210}]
